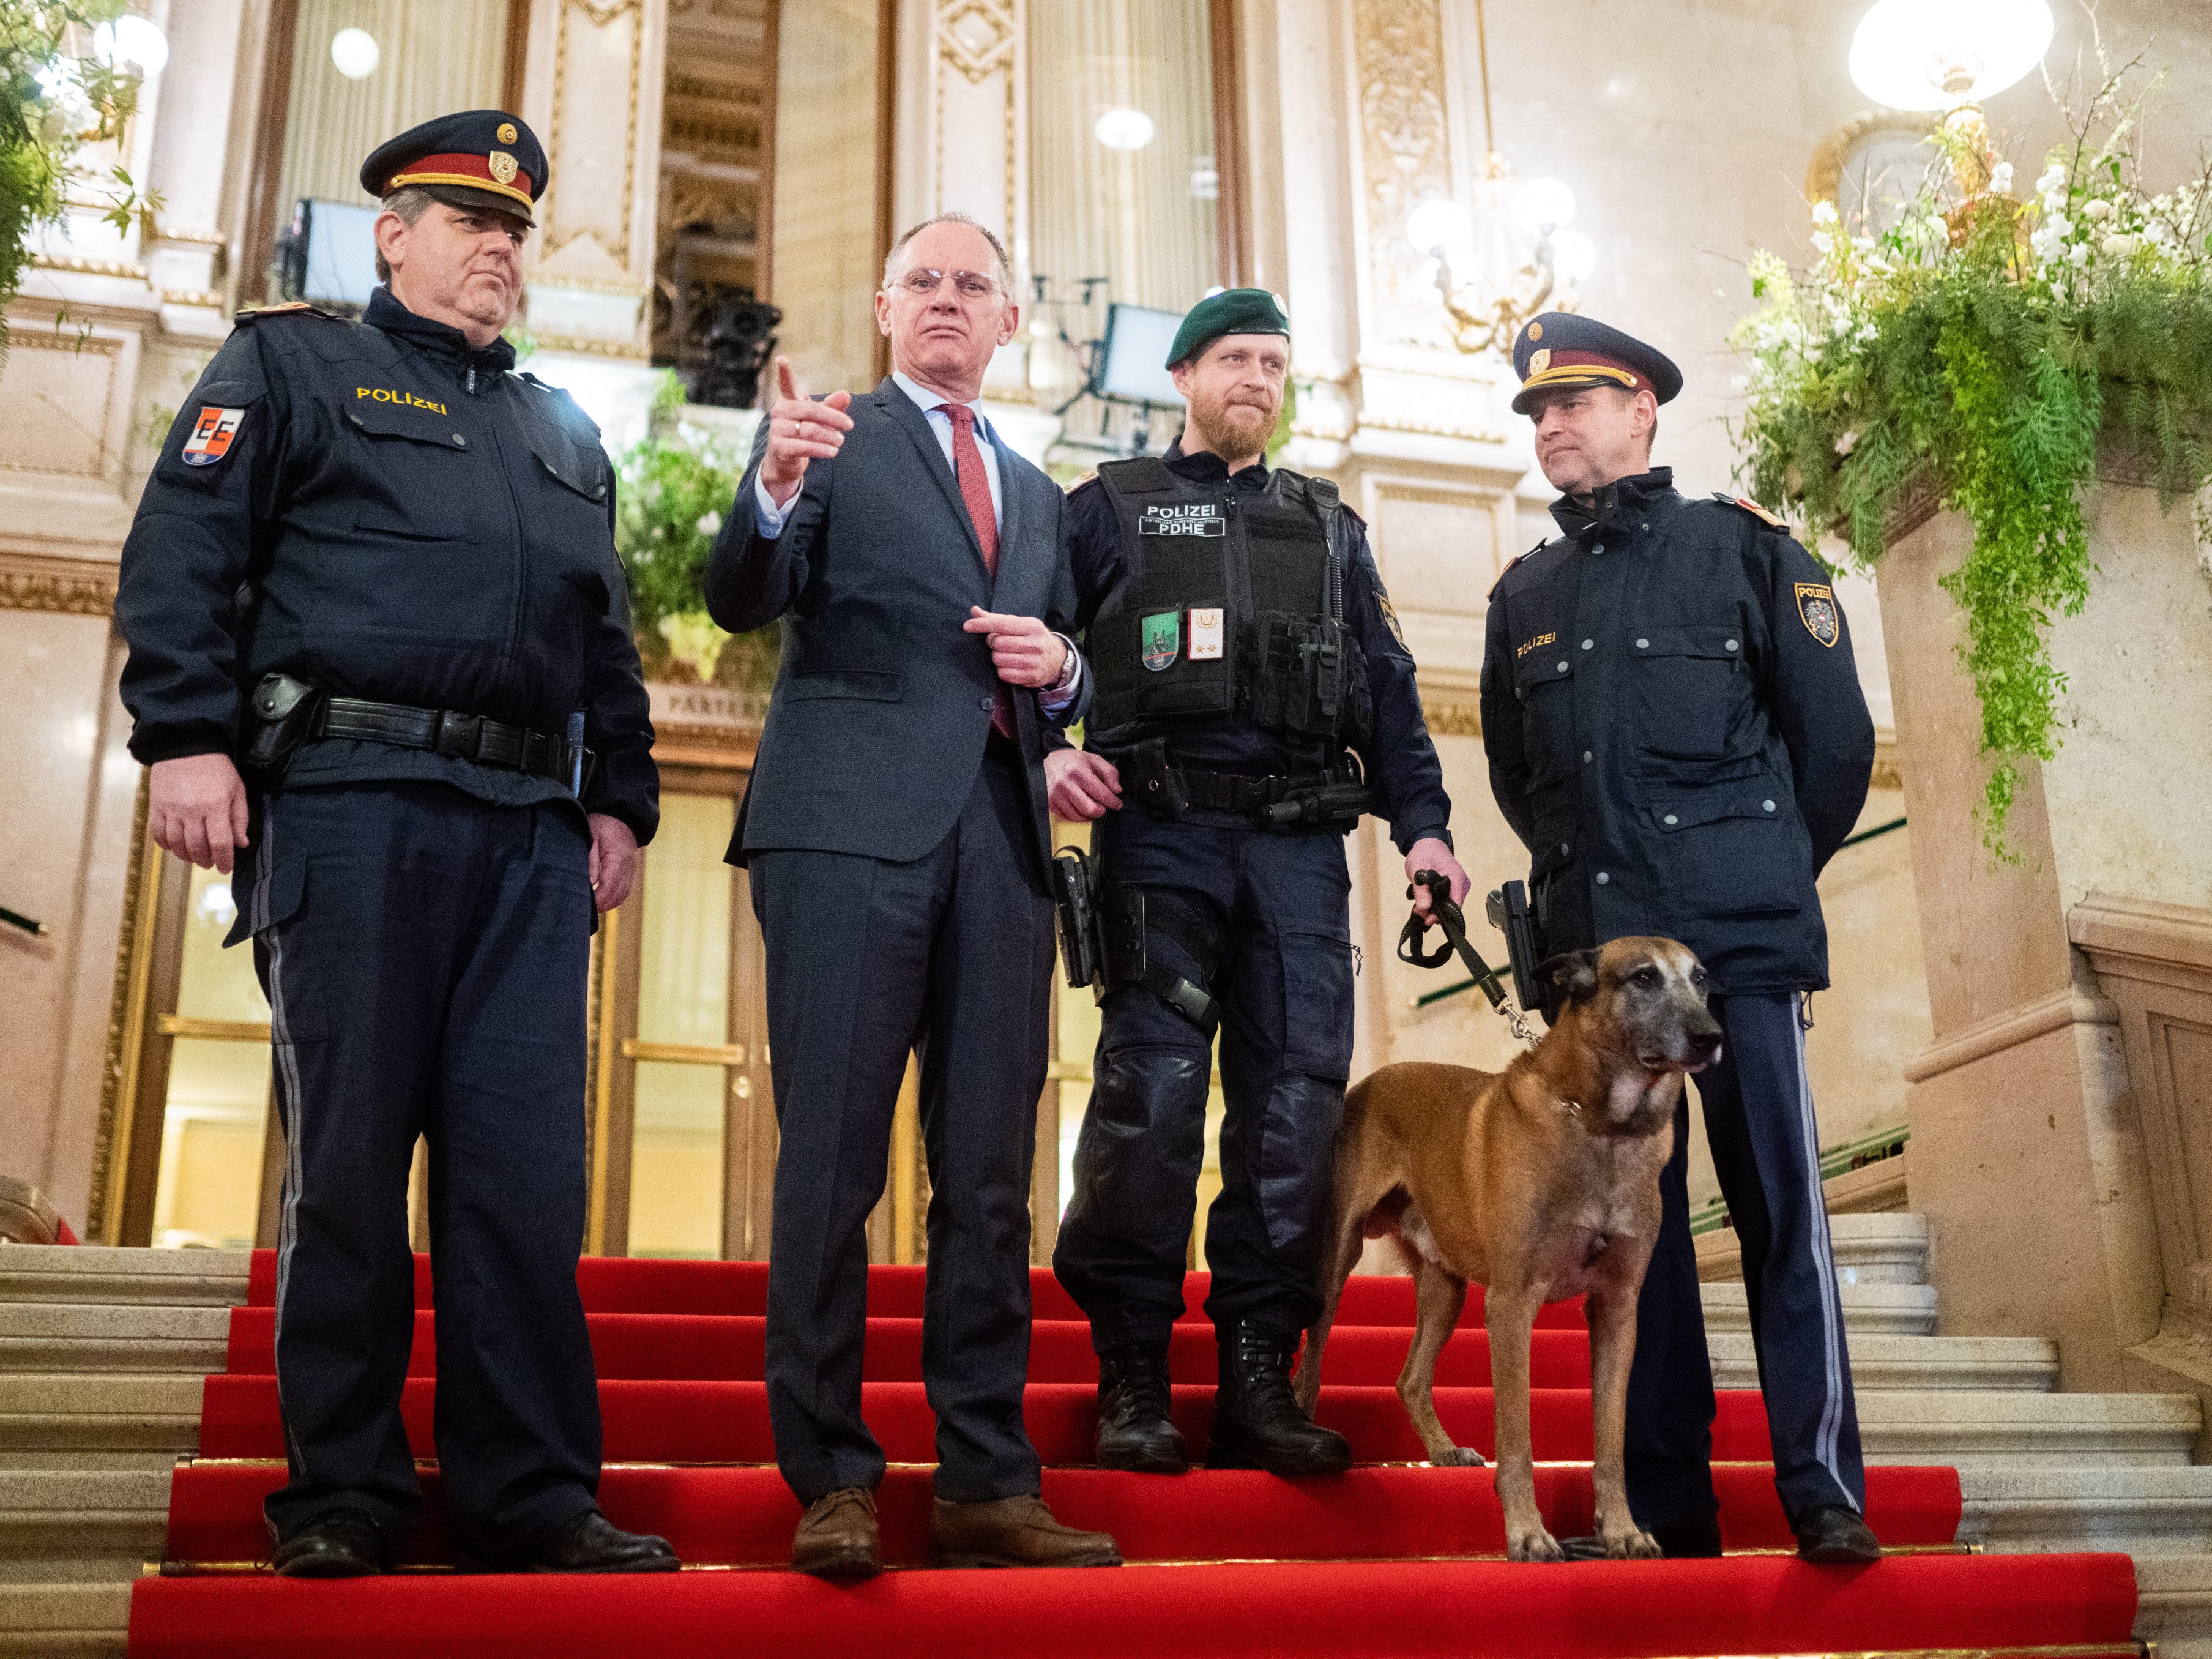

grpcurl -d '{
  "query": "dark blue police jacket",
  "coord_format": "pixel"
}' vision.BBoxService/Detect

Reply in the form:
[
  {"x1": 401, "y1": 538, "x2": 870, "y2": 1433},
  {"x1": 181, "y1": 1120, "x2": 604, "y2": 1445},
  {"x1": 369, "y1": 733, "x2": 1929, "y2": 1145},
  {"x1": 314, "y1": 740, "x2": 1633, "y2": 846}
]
[
  {"x1": 115, "y1": 288, "x2": 657, "y2": 841},
  {"x1": 1059, "y1": 442, "x2": 1453, "y2": 856},
  {"x1": 1478, "y1": 468, "x2": 1874, "y2": 995}
]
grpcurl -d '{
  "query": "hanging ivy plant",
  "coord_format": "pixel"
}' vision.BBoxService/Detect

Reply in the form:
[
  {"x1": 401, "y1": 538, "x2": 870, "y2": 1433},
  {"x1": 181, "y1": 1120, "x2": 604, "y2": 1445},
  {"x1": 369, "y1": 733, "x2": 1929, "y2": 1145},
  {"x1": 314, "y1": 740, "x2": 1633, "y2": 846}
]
[
  {"x1": 0, "y1": 2, "x2": 156, "y2": 354},
  {"x1": 1729, "y1": 69, "x2": 2212, "y2": 852}
]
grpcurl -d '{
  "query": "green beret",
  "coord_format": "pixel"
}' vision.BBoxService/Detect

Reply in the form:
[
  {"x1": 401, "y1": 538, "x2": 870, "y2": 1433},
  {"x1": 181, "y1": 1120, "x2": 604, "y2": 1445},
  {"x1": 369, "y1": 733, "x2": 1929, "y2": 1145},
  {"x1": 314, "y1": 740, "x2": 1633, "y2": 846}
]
[{"x1": 1166, "y1": 288, "x2": 1290, "y2": 370}]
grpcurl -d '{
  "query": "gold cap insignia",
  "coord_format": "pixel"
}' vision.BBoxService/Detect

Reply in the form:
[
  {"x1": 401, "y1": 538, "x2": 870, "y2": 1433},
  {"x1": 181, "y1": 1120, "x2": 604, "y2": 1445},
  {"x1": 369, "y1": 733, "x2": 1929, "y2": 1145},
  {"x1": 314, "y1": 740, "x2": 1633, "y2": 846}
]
[
  {"x1": 1527, "y1": 321, "x2": 1543, "y2": 343},
  {"x1": 1626, "y1": 375, "x2": 1637, "y2": 387},
  {"x1": 1527, "y1": 348, "x2": 1551, "y2": 375},
  {"x1": 488, "y1": 151, "x2": 519, "y2": 185},
  {"x1": 497, "y1": 122, "x2": 518, "y2": 144}
]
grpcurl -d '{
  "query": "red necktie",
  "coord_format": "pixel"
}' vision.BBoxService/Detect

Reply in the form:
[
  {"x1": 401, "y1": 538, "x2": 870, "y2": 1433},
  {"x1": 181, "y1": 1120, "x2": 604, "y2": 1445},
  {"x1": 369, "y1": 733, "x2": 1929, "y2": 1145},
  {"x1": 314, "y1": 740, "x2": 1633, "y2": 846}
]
[{"x1": 939, "y1": 403, "x2": 1014, "y2": 737}]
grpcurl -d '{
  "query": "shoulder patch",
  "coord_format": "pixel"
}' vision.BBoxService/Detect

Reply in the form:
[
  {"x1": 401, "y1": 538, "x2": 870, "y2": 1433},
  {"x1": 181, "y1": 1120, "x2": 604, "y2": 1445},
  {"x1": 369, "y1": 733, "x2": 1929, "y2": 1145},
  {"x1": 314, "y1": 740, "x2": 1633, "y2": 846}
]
[
  {"x1": 233, "y1": 301, "x2": 336, "y2": 324},
  {"x1": 1794, "y1": 581, "x2": 1841, "y2": 647},
  {"x1": 1712, "y1": 490, "x2": 1792, "y2": 532},
  {"x1": 1374, "y1": 586, "x2": 1406, "y2": 648},
  {"x1": 1488, "y1": 536, "x2": 1549, "y2": 597}
]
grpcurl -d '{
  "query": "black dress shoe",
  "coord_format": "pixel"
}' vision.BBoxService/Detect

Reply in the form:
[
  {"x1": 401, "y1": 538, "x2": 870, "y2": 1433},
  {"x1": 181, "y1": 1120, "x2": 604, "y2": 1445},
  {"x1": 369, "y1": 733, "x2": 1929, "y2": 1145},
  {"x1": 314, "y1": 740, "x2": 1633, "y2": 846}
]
[
  {"x1": 1793, "y1": 1504, "x2": 1881, "y2": 1564},
  {"x1": 460, "y1": 1510, "x2": 680, "y2": 1574},
  {"x1": 1652, "y1": 1515, "x2": 1724, "y2": 1559},
  {"x1": 1204, "y1": 1321, "x2": 1352, "y2": 1478},
  {"x1": 1096, "y1": 1344, "x2": 1188, "y2": 1474},
  {"x1": 272, "y1": 1508, "x2": 388, "y2": 1578}
]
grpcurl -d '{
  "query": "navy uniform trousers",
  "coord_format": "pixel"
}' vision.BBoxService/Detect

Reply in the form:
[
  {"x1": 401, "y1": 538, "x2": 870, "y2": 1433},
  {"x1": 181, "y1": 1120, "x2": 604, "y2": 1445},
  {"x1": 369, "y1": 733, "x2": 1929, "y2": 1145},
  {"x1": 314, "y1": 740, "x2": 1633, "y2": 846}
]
[
  {"x1": 1054, "y1": 810, "x2": 1357, "y2": 1348},
  {"x1": 747, "y1": 748, "x2": 1054, "y2": 1507},
  {"x1": 1627, "y1": 990, "x2": 1867, "y2": 1529},
  {"x1": 237, "y1": 781, "x2": 603, "y2": 1554}
]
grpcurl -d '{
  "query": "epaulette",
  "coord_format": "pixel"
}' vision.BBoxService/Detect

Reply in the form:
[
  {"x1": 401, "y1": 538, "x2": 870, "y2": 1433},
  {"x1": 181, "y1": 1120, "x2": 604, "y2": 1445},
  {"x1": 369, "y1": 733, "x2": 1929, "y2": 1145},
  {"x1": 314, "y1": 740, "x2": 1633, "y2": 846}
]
[
  {"x1": 1488, "y1": 535, "x2": 1548, "y2": 597},
  {"x1": 1711, "y1": 491, "x2": 1792, "y2": 533},
  {"x1": 516, "y1": 370, "x2": 600, "y2": 436},
  {"x1": 1063, "y1": 469, "x2": 1098, "y2": 494},
  {"x1": 233, "y1": 301, "x2": 338, "y2": 324}
]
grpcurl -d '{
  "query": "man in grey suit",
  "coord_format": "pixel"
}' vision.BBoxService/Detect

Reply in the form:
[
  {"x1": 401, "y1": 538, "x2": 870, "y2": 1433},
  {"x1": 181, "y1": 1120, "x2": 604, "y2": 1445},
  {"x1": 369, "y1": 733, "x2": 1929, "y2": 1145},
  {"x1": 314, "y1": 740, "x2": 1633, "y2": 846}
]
[{"x1": 706, "y1": 212, "x2": 1117, "y2": 1577}]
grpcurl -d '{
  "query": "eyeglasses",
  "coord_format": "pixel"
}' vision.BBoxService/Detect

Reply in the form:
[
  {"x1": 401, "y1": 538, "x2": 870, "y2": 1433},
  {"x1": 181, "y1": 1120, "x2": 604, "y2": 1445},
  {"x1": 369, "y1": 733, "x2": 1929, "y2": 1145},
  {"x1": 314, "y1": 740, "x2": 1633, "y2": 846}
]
[{"x1": 892, "y1": 269, "x2": 1002, "y2": 300}]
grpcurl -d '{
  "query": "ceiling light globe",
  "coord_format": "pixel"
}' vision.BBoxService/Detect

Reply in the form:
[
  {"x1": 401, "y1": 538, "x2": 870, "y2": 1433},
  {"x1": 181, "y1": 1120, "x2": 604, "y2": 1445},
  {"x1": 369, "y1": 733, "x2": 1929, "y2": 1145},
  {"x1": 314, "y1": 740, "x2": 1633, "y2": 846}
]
[
  {"x1": 1848, "y1": 0, "x2": 2053, "y2": 111},
  {"x1": 1406, "y1": 198, "x2": 1474, "y2": 253},
  {"x1": 92, "y1": 15, "x2": 169, "y2": 77},
  {"x1": 330, "y1": 27, "x2": 382, "y2": 81},
  {"x1": 1552, "y1": 229, "x2": 1597, "y2": 286},
  {"x1": 1512, "y1": 177, "x2": 1577, "y2": 234},
  {"x1": 1093, "y1": 108, "x2": 1156, "y2": 152}
]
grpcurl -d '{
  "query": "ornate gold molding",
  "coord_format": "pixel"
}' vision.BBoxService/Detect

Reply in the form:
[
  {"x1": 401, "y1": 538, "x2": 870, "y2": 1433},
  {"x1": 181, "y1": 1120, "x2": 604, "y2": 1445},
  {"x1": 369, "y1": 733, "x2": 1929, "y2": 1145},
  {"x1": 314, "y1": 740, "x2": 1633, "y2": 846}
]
[
  {"x1": 31, "y1": 252, "x2": 148, "y2": 281},
  {"x1": 0, "y1": 553, "x2": 117, "y2": 615},
  {"x1": 529, "y1": 272, "x2": 652, "y2": 299},
  {"x1": 1353, "y1": 0, "x2": 1453, "y2": 347},
  {"x1": 546, "y1": 0, "x2": 647, "y2": 268},
  {"x1": 0, "y1": 332, "x2": 121, "y2": 482},
  {"x1": 1805, "y1": 111, "x2": 1938, "y2": 206},
  {"x1": 150, "y1": 225, "x2": 227, "y2": 248},
  {"x1": 88, "y1": 774, "x2": 154, "y2": 1245},
  {"x1": 159, "y1": 289, "x2": 222, "y2": 310},
  {"x1": 531, "y1": 330, "x2": 652, "y2": 362},
  {"x1": 1358, "y1": 409, "x2": 1508, "y2": 446},
  {"x1": 932, "y1": 0, "x2": 1020, "y2": 239},
  {"x1": 1420, "y1": 694, "x2": 1482, "y2": 738}
]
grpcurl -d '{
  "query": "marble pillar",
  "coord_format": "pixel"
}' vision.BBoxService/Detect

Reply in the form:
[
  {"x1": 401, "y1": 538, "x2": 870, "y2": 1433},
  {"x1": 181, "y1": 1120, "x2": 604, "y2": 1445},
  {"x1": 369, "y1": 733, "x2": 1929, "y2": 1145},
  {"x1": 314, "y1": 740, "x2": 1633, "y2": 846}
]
[{"x1": 1880, "y1": 468, "x2": 2212, "y2": 1398}]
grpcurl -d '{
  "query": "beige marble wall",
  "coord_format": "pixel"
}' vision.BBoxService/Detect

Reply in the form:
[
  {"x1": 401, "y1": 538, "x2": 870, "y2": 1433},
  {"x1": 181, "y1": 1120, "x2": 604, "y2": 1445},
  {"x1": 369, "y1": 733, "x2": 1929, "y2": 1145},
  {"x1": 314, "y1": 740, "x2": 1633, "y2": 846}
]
[{"x1": 0, "y1": 606, "x2": 137, "y2": 1232}]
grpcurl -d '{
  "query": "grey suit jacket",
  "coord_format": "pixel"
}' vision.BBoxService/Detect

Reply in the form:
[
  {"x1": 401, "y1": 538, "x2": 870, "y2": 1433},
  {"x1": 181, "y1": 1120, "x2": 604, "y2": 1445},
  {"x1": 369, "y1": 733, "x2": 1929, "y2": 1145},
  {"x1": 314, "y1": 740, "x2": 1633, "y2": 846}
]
[{"x1": 705, "y1": 378, "x2": 1087, "y2": 885}]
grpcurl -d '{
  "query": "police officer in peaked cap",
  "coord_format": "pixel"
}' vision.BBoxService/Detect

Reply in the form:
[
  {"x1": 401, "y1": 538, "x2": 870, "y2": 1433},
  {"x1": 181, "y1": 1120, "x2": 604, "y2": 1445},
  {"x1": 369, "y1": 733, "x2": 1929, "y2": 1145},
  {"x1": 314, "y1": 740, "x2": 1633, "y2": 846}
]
[
  {"x1": 114, "y1": 112, "x2": 677, "y2": 1576},
  {"x1": 1480, "y1": 311, "x2": 1881, "y2": 1563},
  {"x1": 1048, "y1": 289, "x2": 1467, "y2": 1477}
]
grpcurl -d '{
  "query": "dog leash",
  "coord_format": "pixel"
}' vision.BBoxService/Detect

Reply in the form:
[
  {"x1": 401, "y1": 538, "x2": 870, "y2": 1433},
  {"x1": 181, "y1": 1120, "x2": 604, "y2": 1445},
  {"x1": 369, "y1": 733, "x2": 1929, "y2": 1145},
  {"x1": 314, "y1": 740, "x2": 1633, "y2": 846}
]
[{"x1": 1398, "y1": 871, "x2": 1542, "y2": 1048}]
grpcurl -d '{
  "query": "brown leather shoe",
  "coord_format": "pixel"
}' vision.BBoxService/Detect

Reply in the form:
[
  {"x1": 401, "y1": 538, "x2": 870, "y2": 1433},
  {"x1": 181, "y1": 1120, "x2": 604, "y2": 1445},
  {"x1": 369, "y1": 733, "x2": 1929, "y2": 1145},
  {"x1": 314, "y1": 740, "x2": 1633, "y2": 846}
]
[
  {"x1": 929, "y1": 1495, "x2": 1120, "y2": 1569},
  {"x1": 792, "y1": 1487, "x2": 881, "y2": 1578}
]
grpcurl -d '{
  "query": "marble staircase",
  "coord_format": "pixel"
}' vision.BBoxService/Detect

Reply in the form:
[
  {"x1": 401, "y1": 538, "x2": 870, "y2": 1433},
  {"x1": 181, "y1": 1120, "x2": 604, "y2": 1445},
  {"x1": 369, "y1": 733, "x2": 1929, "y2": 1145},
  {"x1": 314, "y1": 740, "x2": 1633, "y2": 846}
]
[
  {"x1": 6, "y1": 1225, "x2": 2212, "y2": 1653},
  {"x1": 0, "y1": 1248, "x2": 248, "y2": 1657}
]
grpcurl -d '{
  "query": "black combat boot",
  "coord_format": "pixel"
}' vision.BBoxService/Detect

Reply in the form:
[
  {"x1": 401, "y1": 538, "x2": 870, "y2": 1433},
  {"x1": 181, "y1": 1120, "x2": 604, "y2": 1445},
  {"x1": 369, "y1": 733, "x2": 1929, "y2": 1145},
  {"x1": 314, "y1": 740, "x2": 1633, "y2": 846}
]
[
  {"x1": 1096, "y1": 1344, "x2": 1187, "y2": 1473},
  {"x1": 1205, "y1": 1321, "x2": 1352, "y2": 1477}
]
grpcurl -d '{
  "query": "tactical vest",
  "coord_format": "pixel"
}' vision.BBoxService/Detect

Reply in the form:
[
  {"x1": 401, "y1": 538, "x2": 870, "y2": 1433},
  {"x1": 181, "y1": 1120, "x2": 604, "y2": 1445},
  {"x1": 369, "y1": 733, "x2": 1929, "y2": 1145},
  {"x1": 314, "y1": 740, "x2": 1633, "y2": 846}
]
[{"x1": 1088, "y1": 457, "x2": 1371, "y2": 750}]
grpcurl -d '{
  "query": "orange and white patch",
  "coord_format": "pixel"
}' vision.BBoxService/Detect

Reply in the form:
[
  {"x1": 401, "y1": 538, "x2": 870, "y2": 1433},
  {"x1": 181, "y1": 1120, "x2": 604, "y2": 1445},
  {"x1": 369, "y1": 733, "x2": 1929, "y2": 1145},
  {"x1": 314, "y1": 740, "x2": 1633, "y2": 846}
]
[{"x1": 182, "y1": 405, "x2": 245, "y2": 466}]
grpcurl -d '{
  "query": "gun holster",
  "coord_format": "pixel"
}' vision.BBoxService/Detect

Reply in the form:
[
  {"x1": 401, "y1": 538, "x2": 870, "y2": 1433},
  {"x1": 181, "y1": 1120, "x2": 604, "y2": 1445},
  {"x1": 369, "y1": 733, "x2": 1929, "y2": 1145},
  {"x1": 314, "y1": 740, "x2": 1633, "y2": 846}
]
[
  {"x1": 1099, "y1": 882, "x2": 1220, "y2": 1036},
  {"x1": 1052, "y1": 846, "x2": 1104, "y2": 990},
  {"x1": 1124, "y1": 737, "x2": 1192, "y2": 819},
  {"x1": 1484, "y1": 879, "x2": 1544, "y2": 1019},
  {"x1": 240, "y1": 673, "x2": 324, "y2": 774}
]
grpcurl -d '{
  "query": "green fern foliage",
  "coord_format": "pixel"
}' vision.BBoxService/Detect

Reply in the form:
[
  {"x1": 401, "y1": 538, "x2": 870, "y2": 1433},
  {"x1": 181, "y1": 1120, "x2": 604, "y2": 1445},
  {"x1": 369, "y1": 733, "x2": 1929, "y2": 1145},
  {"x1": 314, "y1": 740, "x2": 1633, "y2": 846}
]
[{"x1": 1730, "y1": 76, "x2": 2212, "y2": 850}]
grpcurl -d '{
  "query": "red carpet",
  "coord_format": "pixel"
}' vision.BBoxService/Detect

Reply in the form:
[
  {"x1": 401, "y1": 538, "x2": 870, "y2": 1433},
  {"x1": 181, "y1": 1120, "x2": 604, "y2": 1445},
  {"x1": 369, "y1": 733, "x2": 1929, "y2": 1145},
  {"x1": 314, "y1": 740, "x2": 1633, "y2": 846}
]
[{"x1": 130, "y1": 1254, "x2": 2140, "y2": 1657}]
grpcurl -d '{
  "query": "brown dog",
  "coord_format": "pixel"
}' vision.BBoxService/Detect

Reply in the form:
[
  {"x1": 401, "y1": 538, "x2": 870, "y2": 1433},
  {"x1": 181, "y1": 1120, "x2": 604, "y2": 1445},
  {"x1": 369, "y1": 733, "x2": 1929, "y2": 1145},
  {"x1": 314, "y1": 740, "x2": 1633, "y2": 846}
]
[{"x1": 1292, "y1": 936, "x2": 1722, "y2": 1562}]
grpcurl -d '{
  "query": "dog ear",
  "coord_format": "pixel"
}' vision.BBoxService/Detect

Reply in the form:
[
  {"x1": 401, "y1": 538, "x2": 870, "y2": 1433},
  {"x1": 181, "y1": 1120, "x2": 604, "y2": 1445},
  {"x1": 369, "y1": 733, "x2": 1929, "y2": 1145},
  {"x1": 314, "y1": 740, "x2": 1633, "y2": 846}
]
[{"x1": 1535, "y1": 950, "x2": 1601, "y2": 1004}]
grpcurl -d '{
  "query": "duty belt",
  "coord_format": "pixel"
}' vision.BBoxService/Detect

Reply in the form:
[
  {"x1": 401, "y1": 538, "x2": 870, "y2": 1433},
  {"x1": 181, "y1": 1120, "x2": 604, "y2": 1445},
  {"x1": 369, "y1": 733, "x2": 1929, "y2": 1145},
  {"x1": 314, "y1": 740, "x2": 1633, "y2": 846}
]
[
  {"x1": 1123, "y1": 736, "x2": 1369, "y2": 829},
  {"x1": 316, "y1": 697, "x2": 574, "y2": 783}
]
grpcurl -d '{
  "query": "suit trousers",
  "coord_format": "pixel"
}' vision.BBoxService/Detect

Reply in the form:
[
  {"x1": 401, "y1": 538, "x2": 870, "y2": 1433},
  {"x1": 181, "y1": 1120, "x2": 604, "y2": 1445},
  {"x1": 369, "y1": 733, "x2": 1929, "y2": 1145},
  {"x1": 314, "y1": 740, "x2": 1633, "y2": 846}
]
[
  {"x1": 1625, "y1": 990, "x2": 1867, "y2": 1530},
  {"x1": 239, "y1": 781, "x2": 603, "y2": 1555},
  {"x1": 748, "y1": 748, "x2": 1054, "y2": 1507}
]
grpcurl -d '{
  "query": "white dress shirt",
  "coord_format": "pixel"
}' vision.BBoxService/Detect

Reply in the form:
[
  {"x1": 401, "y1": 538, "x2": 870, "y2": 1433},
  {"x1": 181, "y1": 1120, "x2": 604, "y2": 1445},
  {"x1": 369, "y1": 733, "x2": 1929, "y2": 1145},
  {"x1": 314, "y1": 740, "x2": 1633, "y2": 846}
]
[{"x1": 751, "y1": 371, "x2": 1081, "y2": 712}]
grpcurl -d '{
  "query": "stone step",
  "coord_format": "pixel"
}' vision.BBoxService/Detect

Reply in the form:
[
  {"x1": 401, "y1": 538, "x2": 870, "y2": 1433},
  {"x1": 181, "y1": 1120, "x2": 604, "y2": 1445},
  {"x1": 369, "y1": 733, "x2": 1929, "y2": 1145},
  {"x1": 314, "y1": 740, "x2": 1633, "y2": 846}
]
[
  {"x1": 1700, "y1": 1279, "x2": 1937, "y2": 1336},
  {"x1": 1959, "y1": 1466, "x2": 2212, "y2": 1557},
  {"x1": 0, "y1": 1376, "x2": 201, "y2": 1466},
  {"x1": 2132, "y1": 1554, "x2": 2212, "y2": 1659},
  {"x1": 1708, "y1": 1332, "x2": 2058, "y2": 1392},
  {"x1": 0, "y1": 1583, "x2": 130, "y2": 1656},
  {"x1": 0, "y1": 1305, "x2": 229, "y2": 1374},
  {"x1": 1697, "y1": 1211, "x2": 1930, "y2": 1288},
  {"x1": 0, "y1": 1247, "x2": 248, "y2": 1308},
  {"x1": 0, "y1": 1471, "x2": 168, "y2": 1583},
  {"x1": 1860, "y1": 1391, "x2": 2203, "y2": 1468}
]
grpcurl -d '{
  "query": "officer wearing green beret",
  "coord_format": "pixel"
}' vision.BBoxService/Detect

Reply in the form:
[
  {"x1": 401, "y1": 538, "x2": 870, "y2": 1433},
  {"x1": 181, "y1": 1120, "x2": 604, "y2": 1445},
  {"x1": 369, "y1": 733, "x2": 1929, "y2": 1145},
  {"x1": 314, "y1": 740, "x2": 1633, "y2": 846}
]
[{"x1": 1048, "y1": 289, "x2": 1465, "y2": 1477}]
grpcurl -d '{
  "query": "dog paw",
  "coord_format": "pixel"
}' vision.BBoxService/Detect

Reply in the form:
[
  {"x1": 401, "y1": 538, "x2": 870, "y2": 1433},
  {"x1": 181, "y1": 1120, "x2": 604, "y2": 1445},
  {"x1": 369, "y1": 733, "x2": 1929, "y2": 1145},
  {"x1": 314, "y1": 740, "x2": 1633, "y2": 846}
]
[
  {"x1": 1507, "y1": 1527, "x2": 1565, "y2": 1564},
  {"x1": 1429, "y1": 1447, "x2": 1488, "y2": 1468},
  {"x1": 1607, "y1": 1528, "x2": 1664, "y2": 1560}
]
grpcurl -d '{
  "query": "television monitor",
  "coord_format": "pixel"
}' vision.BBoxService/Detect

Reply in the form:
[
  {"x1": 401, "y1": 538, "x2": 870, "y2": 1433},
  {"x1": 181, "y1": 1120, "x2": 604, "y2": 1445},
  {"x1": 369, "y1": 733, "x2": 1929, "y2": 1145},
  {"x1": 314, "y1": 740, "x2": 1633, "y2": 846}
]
[
  {"x1": 1092, "y1": 303, "x2": 1186, "y2": 406},
  {"x1": 295, "y1": 199, "x2": 381, "y2": 307}
]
